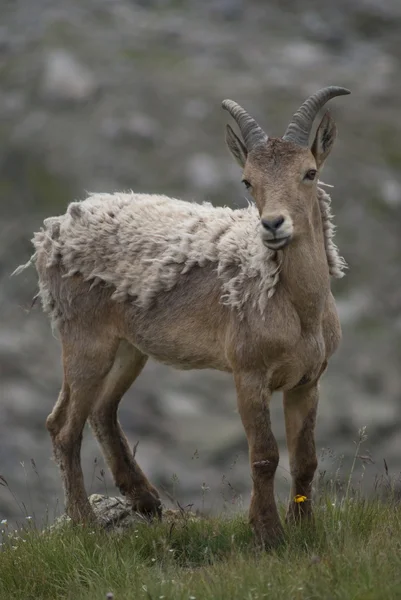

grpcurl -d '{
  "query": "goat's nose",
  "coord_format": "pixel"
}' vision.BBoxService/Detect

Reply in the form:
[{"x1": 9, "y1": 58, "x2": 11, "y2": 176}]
[{"x1": 261, "y1": 216, "x2": 285, "y2": 232}]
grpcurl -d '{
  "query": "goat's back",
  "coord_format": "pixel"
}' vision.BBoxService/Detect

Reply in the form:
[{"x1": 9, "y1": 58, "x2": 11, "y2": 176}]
[{"x1": 32, "y1": 192, "x2": 279, "y2": 319}]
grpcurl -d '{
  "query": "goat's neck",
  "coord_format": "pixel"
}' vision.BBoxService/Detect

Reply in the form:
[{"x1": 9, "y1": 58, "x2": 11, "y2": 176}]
[{"x1": 279, "y1": 204, "x2": 330, "y2": 326}]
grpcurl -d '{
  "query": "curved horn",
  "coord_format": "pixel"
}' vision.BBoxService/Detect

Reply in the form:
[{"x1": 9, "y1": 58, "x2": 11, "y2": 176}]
[
  {"x1": 282, "y1": 86, "x2": 350, "y2": 147},
  {"x1": 222, "y1": 99, "x2": 268, "y2": 151}
]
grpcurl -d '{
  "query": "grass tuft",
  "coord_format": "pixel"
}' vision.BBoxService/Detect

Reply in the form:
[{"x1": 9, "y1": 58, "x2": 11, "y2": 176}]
[
  {"x1": 2, "y1": 432, "x2": 401, "y2": 599},
  {"x1": 1, "y1": 493, "x2": 401, "y2": 600}
]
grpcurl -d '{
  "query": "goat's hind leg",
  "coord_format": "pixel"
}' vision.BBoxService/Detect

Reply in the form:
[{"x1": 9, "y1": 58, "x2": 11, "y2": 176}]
[
  {"x1": 46, "y1": 331, "x2": 119, "y2": 523},
  {"x1": 46, "y1": 381, "x2": 93, "y2": 522},
  {"x1": 89, "y1": 341, "x2": 161, "y2": 519}
]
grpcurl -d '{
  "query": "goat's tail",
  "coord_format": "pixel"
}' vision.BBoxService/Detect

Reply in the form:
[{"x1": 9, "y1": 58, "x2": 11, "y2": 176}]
[
  {"x1": 11, "y1": 252, "x2": 37, "y2": 277},
  {"x1": 12, "y1": 214, "x2": 64, "y2": 279},
  {"x1": 12, "y1": 216, "x2": 65, "y2": 323},
  {"x1": 11, "y1": 251, "x2": 40, "y2": 312}
]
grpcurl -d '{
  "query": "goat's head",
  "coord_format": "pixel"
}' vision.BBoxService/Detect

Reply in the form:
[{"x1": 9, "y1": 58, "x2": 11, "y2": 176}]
[{"x1": 222, "y1": 87, "x2": 350, "y2": 250}]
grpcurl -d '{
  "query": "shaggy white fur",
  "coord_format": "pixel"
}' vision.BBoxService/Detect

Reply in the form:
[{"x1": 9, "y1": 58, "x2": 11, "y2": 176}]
[{"x1": 20, "y1": 187, "x2": 345, "y2": 316}]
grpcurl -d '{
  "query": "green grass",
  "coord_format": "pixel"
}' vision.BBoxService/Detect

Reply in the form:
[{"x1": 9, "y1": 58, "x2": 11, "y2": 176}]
[
  {"x1": 2, "y1": 430, "x2": 400, "y2": 599},
  {"x1": 1, "y1": 492, "x2": 401, "y2": 600}
]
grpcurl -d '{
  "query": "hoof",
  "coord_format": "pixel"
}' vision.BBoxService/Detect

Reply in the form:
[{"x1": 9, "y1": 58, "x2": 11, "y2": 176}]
[
  {"x1": 252, "y1": 520, "x2": 284, "y2": 550},
  {"x1": 127, "y1": 486, "x2": 162, "y2": 520},
  {"x1": 66, "y1": 502, "x2": 97, "y2": 524},
  {"x1": 286, "y1": 497, "x2": 313, "y2": 524}
]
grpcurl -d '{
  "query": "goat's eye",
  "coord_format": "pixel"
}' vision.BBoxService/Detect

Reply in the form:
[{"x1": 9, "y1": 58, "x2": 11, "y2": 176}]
[
  {"x1": 242, "y1": 179, "x2": 251, "y2": 189},
  {"x1": 304, "y1": 169, "x2": 317, "y2": 181}
]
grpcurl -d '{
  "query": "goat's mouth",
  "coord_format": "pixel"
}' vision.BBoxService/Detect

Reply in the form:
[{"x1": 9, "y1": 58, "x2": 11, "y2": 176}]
[{"x1": 263, "y1": 235, "x2": 292, "y2": 251}]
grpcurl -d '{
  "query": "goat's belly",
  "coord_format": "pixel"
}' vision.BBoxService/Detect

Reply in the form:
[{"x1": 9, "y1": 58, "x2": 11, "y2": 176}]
[
  {"x1": 119, "y1": 263, "x2": 232, "y2": 371},
  {"x1": 149, "y1": 351, "x2": 231, "y2": 371},
  {"x1": 140, "y1": 344, "x2": 231, "y2": 371},
  {"x1": 128, "y1": 329, "x2": 232, "y2": 372}
]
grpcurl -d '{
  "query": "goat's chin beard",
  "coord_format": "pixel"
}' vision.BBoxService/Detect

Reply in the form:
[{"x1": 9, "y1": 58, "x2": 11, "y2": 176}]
[{"x1": 263, "y1": 236, "x2": 292, "y2": 251}]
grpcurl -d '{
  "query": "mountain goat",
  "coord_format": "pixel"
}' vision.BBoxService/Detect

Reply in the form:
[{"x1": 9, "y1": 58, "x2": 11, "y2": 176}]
[{"x1": 18, "y1": 86, "x2": 349, "y2": 547}]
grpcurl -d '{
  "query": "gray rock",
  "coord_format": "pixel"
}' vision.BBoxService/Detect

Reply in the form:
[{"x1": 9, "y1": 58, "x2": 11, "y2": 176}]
[
  {"x1": 50, "y1": 494, "x2": 199, "y2": 534},
  {"x1": 41, "y1": 50, "x2": 97, "y2": 103},
  {"x1": 381, "y1": 179, "x2": 401, "y2": 208},
  {"x1": 89, "y1": 494, "x2": 148, "y2": 531}
]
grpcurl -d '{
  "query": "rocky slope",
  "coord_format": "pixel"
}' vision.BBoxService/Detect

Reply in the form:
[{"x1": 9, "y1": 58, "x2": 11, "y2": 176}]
[{"x1": 1, "y1": 0, "x2": 401, "y2": 523}]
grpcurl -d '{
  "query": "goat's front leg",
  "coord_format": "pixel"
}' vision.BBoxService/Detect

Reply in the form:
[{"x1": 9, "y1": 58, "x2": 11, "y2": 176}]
[
  {"x1": 283, "y1": 381, "x2": 319, "y2": 522},
  {"x1": 234, "y1": 371, "x2": 283, "y2": 548}
]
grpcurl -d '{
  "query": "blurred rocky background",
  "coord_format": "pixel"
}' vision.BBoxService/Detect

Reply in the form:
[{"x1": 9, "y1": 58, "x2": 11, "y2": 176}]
[{"x1": 1, "y1": 0, "x2": 401, "y2": 524}]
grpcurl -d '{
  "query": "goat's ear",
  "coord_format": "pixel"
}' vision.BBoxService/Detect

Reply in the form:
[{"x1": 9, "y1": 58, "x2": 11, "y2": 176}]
[
  {"x1": 311, "y1": 111, "x2": 337, "y2": 169},
  {"x1": 225, "y1": 124, "x2": 248, "y2": 168}
]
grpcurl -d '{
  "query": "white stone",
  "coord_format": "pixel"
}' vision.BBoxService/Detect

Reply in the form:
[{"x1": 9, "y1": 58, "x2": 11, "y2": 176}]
[{"x1": 42, "y1": 50, "x2": 97, "y2": 102}]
